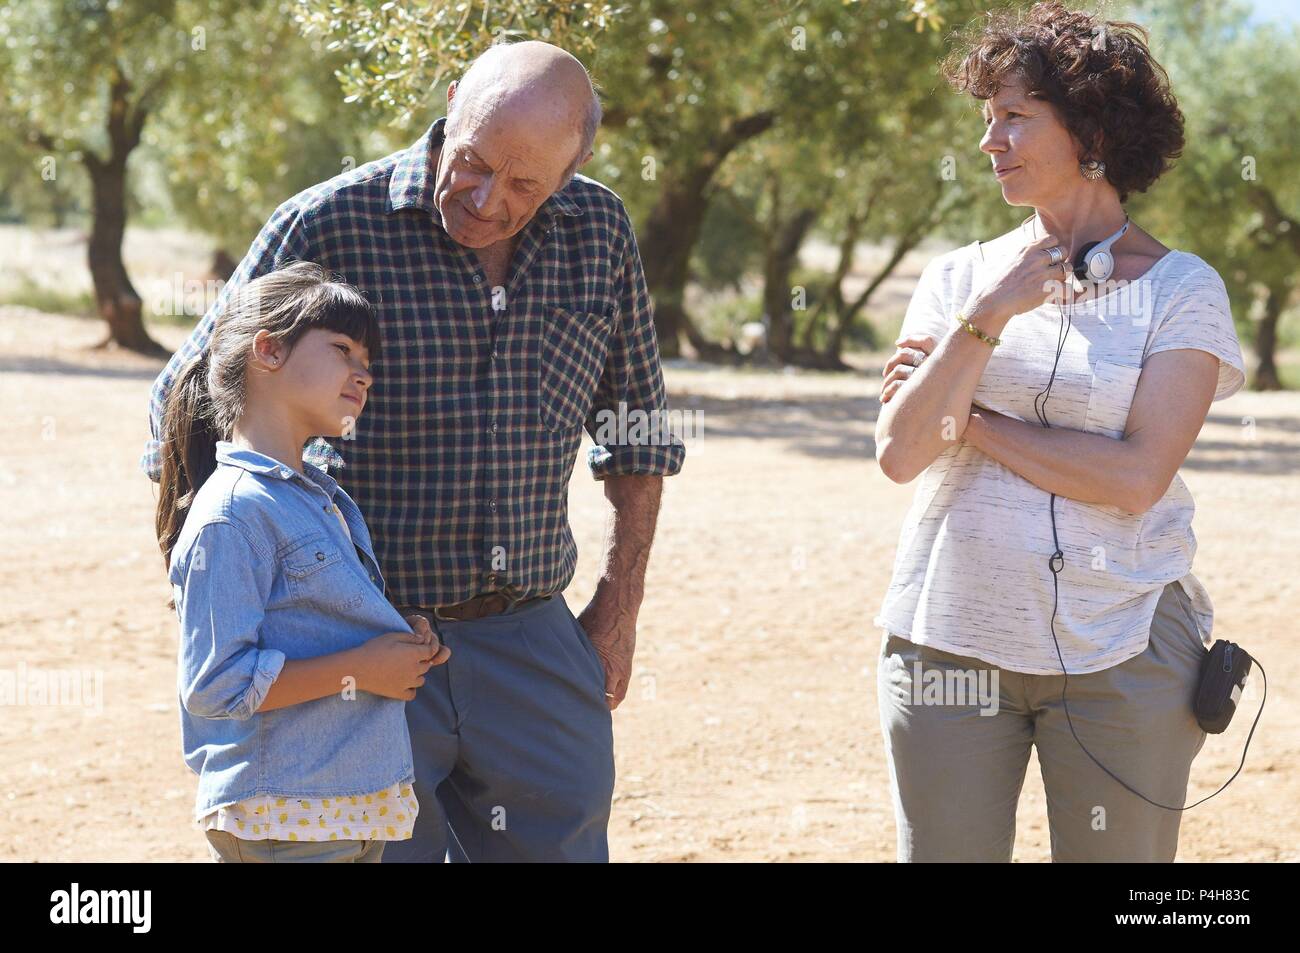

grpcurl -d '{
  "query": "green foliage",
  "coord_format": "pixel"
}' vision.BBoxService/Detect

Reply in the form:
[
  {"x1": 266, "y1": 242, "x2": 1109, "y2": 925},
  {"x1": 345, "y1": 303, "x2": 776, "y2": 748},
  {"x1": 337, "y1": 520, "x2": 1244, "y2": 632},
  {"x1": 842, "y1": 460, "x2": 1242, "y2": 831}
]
[
  {"x1": 148, "y1": 3, "x2": 395, "y2": 254},
  {"x1": 295, "y1": 0, "x2": 621, "y2": 127},
  {"x1": 0, "y1": 1, "x2": 191, "y2": 156},
  {"x1": 1125, "y1": 1, "x2": 1300, "y2": 314},
  {"x1": 693, "y1": 187, "x2": 763, "y2": 292},
  {"x1": 3, "y1": 0, "x2": 1295, "y2": 370}
]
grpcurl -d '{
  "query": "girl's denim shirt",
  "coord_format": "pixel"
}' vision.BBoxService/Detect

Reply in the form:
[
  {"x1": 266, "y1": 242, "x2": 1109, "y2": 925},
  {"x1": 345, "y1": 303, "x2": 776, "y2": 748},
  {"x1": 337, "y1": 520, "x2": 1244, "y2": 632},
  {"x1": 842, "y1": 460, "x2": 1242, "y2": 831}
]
[{"x1": 170, "y1": 440, "x2": 415, "y2": 819}]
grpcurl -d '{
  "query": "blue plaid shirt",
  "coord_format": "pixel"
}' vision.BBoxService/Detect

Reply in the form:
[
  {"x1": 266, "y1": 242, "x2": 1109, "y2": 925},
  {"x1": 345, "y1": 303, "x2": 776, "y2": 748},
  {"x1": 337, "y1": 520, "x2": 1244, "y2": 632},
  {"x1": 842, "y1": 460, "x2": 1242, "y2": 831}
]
[{"x1": 143, "y1": 116, "x2": 684, "y2": 608}]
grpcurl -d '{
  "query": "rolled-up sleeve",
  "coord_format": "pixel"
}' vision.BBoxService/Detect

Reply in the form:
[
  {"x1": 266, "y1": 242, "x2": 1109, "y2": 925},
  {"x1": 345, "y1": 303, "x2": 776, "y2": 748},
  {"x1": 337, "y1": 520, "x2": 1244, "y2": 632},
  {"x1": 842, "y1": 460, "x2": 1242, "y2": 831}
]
[
  {"x1": 141, "y1": 197, "x2": 342, "y2": 482},
  {"x1": 584, "y1": 210, "x2": 687, "y2": 480},
  {"x1": 174, "y1": 520, "x2": 285, "y2": 720}
]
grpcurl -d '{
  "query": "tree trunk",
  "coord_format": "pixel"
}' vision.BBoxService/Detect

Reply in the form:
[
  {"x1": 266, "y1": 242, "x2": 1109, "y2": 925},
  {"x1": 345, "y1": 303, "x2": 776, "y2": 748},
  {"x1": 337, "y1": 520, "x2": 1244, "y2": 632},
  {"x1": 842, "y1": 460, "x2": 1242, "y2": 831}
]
[
  {"x1": 53, "y1": 62, "x2": 169, "y2": 356},
  {"x1": 796, "y1": 200, "x2": 872, "y2": 354},
  {"x1": 1242, "y1": 184, "x2": 1294, "y2": 391},
  {"x1": 85, "y1": 156, "x2": 164, "y2": 355},
  {"x1": 211, "y1": 249, "x2": 238, "y2": 282},
  {"x1": 821, "y1": 181, "x2": 967, "y2": 365},
  {"x1": 640, "y1": 176, "x2": 711, "y2": 359},
  {"x1": 50, "y1": 189, "x2": 73, "y2": 229},
  {"x1": 760, "y1": 176, "x2": 819, "y2": 364},
  {"x1": 1254, "y1": 279, "x2": 1286, "y2": 390},
  {"x1": 822, "y1": 230, "x2": 922, "y2": 364},
  {"x1": 640, "y1": 179, "x2": 743, "y2": 362},
  {"x1": 637, "y1": 111, "x2": 776, "y2": 359}
]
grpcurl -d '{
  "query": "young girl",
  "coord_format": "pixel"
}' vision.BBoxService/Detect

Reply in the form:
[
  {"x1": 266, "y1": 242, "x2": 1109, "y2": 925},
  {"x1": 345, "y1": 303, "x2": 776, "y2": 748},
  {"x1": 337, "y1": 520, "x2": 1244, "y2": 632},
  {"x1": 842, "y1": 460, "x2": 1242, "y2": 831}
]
[{"x1": 155, "y1": 260, "x2": 449, "y2": 863}]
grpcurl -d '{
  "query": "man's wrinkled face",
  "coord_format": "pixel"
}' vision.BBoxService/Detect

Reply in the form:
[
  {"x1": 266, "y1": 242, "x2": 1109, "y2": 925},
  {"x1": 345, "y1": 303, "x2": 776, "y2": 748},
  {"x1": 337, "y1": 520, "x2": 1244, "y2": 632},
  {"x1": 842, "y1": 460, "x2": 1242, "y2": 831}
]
[{"x1": 433, "y1": 103, "x2": 578, "y2": 249}]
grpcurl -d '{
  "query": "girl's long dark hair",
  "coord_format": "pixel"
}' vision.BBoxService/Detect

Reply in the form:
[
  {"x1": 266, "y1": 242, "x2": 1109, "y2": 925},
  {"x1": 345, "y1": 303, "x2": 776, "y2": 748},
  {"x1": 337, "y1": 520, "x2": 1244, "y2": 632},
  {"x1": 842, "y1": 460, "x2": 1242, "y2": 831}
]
[{"x1": 156, "y1": 261, "x2": 380, "y2": 591}]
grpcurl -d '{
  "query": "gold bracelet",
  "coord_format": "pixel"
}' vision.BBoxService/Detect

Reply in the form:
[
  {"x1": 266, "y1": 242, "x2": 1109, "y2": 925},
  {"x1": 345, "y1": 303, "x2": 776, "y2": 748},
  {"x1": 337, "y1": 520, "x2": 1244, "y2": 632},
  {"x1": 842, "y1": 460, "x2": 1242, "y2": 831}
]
[{"x1": 956, "y1": 311, "x2": 1001, "y2": 348}]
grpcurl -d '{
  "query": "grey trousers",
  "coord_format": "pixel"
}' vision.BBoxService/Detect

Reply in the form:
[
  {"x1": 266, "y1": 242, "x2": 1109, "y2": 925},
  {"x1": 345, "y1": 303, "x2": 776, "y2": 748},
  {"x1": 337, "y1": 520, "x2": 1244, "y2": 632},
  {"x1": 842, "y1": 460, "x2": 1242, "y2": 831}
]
[
  {"x1": 204, "y1": 829, "x2": 385, "y2": 863},
  {"x1": 877, "y1": 581, "x2": 1209, "y2": 862},
  {"x1": 380, "y1": 594, "x2": 615, "y2": 863}
]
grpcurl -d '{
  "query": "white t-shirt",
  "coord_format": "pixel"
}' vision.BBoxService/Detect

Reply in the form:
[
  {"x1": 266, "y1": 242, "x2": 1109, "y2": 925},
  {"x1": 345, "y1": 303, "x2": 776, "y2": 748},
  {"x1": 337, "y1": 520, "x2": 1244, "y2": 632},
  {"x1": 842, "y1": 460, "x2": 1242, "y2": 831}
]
[{"x1": 874, "y1": 239, "x2": 1247, "y2": 674}]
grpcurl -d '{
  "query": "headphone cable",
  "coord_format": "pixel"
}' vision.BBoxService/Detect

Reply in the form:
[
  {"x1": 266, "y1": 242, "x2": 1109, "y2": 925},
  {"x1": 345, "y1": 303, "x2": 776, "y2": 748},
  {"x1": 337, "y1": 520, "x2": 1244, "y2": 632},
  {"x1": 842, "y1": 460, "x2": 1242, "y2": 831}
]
[{"x1": 1038, "y1": 274, "x2": 1265, "y2": 811}]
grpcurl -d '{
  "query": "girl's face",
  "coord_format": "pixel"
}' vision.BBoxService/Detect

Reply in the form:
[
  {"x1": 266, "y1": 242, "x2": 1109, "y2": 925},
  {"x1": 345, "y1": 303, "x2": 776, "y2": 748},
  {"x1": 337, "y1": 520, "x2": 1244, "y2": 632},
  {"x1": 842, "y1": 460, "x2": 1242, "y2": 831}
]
[
  {"x1": 978, "y1": 74, "x2": 1084, "y2": 208},
  {"x1": 258, "y1": 327, "x2": 374, "y2": 439}
]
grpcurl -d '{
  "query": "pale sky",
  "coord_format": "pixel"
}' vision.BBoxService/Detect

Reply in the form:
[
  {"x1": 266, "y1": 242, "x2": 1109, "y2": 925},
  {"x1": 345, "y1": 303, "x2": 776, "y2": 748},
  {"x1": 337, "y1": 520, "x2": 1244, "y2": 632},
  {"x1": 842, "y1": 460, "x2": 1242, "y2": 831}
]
[{"x1": 1248, "y1": 0, "x2": 1300, "y2": 25}]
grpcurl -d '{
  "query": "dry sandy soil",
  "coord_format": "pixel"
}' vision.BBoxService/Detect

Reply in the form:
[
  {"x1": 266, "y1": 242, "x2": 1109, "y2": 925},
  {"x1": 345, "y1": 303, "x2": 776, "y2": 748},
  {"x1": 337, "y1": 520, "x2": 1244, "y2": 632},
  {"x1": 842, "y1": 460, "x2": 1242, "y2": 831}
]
[{"x1": 1, "y1": 232, "x2": 1295, "y2": 862}]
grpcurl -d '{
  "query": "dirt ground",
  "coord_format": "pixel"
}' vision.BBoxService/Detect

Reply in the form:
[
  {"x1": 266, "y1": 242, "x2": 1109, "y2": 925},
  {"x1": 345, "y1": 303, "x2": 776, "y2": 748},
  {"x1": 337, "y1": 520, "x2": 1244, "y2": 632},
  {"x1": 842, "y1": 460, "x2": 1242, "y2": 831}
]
[{"x1": 1, "y1": 290, "x2": 1295, "y2": 862}]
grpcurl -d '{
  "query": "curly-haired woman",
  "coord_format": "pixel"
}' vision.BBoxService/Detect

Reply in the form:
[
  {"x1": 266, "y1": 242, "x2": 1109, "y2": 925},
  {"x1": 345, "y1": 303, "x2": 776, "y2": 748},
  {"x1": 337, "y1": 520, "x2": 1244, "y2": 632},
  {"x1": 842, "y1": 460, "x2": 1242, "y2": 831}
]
[{"x1": 873, "y1": 2, "x2": 1247, "y2": 862}]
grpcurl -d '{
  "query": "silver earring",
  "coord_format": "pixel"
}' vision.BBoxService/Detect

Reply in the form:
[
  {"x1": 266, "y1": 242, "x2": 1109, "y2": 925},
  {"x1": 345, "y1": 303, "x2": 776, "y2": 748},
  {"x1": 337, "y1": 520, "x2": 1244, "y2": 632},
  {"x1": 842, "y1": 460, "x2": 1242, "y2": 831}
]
[{"x1": 1080, "y1": 158, "x2": 1106, "y2": 180}]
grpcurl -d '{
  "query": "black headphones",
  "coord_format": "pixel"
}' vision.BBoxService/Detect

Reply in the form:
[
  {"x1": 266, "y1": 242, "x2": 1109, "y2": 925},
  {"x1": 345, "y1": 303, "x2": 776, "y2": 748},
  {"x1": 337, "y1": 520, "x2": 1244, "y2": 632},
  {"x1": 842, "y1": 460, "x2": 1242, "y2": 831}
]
[{"x1": 1033, "y1": 214, "x2": 1263, "y2": 812}]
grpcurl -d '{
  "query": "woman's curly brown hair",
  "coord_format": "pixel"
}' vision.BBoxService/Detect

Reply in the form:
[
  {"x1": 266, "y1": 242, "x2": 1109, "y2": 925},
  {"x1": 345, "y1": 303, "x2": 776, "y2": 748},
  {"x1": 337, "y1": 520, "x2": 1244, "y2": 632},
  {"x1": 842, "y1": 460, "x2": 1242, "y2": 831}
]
[{"x1": 941, "y1": 1, "x2": 1185, "y2": 203}]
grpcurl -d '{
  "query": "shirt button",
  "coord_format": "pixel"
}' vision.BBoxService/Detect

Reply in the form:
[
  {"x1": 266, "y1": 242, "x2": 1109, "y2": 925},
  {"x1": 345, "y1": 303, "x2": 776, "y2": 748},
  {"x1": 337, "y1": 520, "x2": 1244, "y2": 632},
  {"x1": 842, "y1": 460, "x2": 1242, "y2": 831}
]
[
  {"x1": 315, "y1": 552, "x2": 326, "y2": 561},
  {"x1": 472, "y1": 273, "x2": 483, "y2": 284},
  {"x1": 487, "y1": 499, "x2": 498, "y2": 513},
  {"x1": 323, "y1": 505, "x2": 331, "y2": 513},
  {"x1": 491, "y1": 349, "x2": 499, "y2": 360},
  {"x1": 488, "y1": 421, "x2": 498, "y2": 435}
]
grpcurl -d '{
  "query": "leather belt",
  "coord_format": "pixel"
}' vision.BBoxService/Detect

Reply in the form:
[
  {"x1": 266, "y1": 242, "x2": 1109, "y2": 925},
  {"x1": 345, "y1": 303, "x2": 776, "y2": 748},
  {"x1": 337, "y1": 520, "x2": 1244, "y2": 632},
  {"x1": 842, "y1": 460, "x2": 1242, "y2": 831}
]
[{"x1": 416, "y1": 591, "x2": 550, "y2": 622}]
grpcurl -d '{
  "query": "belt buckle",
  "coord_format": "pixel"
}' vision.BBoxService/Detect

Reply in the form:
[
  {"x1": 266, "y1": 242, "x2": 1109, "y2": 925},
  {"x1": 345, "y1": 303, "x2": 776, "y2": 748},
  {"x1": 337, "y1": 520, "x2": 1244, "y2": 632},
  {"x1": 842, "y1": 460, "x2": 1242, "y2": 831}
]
[
  {"x1": 432, "y1": 601, "x2": 467, "y2": 621},
  {"x1": 429, "y1": 588, "x2": 532, "y2": 622},
  {"x1": 432, "y1": 592, "x2": 502, "y2": 621}
]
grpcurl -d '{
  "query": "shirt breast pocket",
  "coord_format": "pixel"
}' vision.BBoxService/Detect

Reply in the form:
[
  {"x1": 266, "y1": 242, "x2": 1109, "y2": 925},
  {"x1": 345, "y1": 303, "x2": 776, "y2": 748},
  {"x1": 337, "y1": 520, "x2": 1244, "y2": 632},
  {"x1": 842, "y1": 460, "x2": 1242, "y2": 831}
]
[
  {"x1": 1083, "y1": 360, "x2": 1144, "y2": 439},
  {"x1": 281, "y1": 535, "x2": 366, "y2": 614},
  {"x1": 539, "y1": 306, "x2": 614, "y2": 431}
]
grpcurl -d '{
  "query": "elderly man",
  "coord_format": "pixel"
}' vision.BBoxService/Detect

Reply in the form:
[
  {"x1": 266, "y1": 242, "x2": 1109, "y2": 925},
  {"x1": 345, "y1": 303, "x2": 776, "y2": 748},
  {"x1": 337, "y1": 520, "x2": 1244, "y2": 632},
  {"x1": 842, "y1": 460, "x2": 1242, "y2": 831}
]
[{"x1": 143, "y1": 41, "x2": 684, "y2": 862}]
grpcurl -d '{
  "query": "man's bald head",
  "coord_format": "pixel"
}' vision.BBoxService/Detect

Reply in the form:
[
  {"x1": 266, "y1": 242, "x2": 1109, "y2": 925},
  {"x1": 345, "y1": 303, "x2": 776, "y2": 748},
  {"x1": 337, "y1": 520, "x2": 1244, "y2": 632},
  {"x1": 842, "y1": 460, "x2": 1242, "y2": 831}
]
[
  {"x1": 447, "y1": 40, "x2": 602, "y2": 186},
  {"x1": 431, "y1": 42, "x2": 601, "y2": 249}
]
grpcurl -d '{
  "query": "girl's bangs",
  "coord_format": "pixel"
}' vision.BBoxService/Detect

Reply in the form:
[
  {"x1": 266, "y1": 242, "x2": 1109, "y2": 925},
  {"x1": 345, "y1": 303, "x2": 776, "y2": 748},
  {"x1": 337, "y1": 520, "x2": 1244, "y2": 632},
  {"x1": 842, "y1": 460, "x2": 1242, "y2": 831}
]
[{"x1": 310, "y1": 286, "x2": 382, "y2": 362}]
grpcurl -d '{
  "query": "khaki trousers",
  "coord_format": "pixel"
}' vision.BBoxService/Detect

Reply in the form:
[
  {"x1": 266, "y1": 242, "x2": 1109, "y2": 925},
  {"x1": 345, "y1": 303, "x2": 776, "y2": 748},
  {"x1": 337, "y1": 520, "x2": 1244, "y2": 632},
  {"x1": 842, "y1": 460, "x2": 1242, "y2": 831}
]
[{"x1": 877, "y1": 581, "x2": 1209, "y2": 862}]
